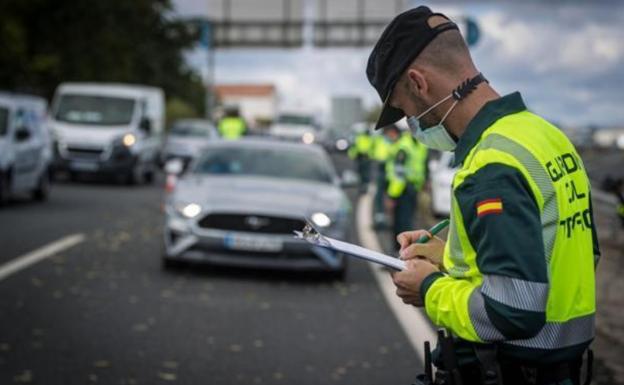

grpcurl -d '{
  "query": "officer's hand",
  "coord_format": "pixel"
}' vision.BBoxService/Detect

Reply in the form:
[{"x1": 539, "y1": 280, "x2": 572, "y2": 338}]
[
  {"x1": 396, "y1": 230, "x2": 445, "y2": 266},
  {"x1": 384, "y1": 197, "x2": 396, "y2": 211},
  {"x1": 391, "y1": 259, "x2": 439, "y2": 307}
]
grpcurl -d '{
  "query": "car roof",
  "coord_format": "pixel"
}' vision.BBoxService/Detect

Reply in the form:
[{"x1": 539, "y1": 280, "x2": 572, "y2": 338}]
[
  {"x1": 56, "y1": 82, "x2": 163, "y2": 99},
  {"x1": 0, "y1": 92, "x2": 47, "y2": 111}
]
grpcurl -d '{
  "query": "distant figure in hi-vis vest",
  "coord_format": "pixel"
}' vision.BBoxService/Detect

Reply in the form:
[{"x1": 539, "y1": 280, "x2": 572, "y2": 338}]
[
  {"x1": 385, "y1": 127, "x2": 427, "y2": 246},
  {"x1": 218, "y1": 106, "x2": 247, "y2": 140},
  {"x1": 348, "y1": 124, "x2": 373, "y2": 193}
]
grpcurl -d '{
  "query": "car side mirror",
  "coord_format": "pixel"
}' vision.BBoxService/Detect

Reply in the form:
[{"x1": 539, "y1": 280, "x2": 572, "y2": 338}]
[
  {"x1": 340, "y1": 169, "x2": 359, "y2": 188},
  {"x1": 140, "y1": 117, "x2": 152, "y2": 134},
  {"x1": 165, "y1": 158, "x2": 184, "y2": 175},
  {"x1": 15, "y1": 127, "x2": 31, "y2": 142}
]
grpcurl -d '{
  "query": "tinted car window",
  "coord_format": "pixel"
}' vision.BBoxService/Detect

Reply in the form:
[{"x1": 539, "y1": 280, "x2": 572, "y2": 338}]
[
  {"x1": 55, "y1": 94, "x2": 135, "y2": 125},
  {"x1": 194, "y1": 147, "x2": 333, "y2": 183},
  {"x1": 0, "y1": 107, "x2": 8, "y2": 136}
]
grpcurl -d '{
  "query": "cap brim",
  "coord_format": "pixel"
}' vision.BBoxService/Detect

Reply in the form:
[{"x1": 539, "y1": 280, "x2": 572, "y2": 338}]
[{"x1": 374, "y1": 93, "x2": 405, "y2": 130}]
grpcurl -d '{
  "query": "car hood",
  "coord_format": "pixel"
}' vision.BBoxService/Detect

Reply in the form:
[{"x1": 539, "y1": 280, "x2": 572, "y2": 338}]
[
  {"x1": 50, "y1": 120, "x2": 131, "y2": 147},
  {"x1": 174, "y1": 175, "x2": 346, "y2": 218}
]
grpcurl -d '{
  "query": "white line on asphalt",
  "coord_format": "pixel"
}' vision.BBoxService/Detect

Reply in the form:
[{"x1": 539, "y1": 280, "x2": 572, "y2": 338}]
[
  {"x1": 0, "y1": 233, "x2": 86, "y2": 282},
  {"x1": 356, "y1": 188, "x2": 437, "y2": 362}
]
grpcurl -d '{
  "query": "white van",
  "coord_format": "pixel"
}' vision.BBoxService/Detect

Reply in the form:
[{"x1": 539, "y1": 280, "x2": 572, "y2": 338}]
[
  {"x1": 0, "y1": 92, "x2": 52, "y2": 205},
  {"x1": 49, "y1": 83, "x2": 164, "y2": 184}
]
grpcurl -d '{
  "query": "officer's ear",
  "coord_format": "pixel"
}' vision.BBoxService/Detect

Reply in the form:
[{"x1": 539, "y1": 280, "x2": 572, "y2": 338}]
[{"x1": 406, "y1": 68, "x2": 429, "y2": 98}]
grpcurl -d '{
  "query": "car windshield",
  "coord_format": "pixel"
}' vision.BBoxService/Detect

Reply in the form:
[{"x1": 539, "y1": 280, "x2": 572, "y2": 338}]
[
  {"x1": 170, "y1": 122, "x2": 214, "y2": 137},
  {"x1": 55, "y1": 94, "x2": 136, "y2": 125},
  {"x1": 277, "y1": 114, "x2": 315, "y2": 127},
  {"x1": 194, "y1": 146, "x2": 333, "y2": 183},
  {"x1": 0, "y1": 107, "x2": 8, "y2": 136}
]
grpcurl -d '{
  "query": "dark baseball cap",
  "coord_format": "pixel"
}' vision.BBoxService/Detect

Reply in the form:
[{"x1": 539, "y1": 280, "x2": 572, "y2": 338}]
[{"x1": 366, "y1": 6, "x2": 459, "y2": 129}]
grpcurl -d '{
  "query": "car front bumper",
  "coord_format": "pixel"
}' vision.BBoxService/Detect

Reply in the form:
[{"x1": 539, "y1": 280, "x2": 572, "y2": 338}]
[
  {"x1": 52, "y1": 145, "x2": 138, "y2": 175},
  {"x1": 163, "y1": 216, "x2": 347, "y2": 272}
]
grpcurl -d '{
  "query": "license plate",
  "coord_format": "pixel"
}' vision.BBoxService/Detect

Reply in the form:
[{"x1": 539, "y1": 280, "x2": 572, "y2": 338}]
[
  {"x1": 70, "y1": 161, "x2": 98, "y2": 171},
  {"x1": 224, "y1": 234, "x2": 283, "y2": 252}
]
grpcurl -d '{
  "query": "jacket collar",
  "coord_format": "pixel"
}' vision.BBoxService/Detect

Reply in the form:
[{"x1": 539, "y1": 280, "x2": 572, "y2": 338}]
[{"x1": 452, "y1": 92, "x2": 527, "y2": 167}]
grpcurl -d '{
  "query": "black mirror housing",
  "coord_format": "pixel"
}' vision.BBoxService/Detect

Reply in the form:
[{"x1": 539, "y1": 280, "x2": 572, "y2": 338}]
[
  {"x1": 140, "y1": 118, "x2": 152, "y2": 133},
  {"x1": 15, "y1": 127, "x2": 31, "y2": 141}
]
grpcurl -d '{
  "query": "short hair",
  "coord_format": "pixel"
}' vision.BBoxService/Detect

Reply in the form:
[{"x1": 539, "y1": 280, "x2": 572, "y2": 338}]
[{"x1": 412, "y1": 28, "x2": 475, "y2": 76}]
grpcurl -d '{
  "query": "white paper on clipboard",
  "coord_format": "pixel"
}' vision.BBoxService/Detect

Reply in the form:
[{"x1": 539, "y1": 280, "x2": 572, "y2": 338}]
[{"x1": 294, "y1": 222, "x2": 406, "y2": 271}]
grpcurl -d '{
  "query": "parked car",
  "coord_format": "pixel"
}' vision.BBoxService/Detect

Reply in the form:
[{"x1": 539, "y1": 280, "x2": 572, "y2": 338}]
[
  {"x1": 0, "y1": 92, "x2": 52, "y2": 205},
  {"x1": 429, "y1": 151, "x2": 456, "y2": 218},
  {"x1": 161, "y1": 119, "x2": 218, "y2": 169},
  {"x1": 49, "y1": 82, "x2": 164, "y2": 184},
  {"x1": 162, "y1": 139, "x2": 354, "y2": 278}
]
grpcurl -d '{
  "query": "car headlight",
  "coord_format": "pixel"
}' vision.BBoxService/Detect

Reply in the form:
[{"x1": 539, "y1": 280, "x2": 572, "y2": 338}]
[
  {"x1": 335, "y1": 139, "x2": 349, "y2": 151},
  {"x1": 122, "y1": 133, "x2": 136, "y2": 147},
  {"x1": 175, "y1": 202, "x2": 202, "y2": 219},
  {"x1": 302, "y1": 132, "x2": 315, "y2": 144},
  {"x1": 311, "y1": 212, "x2": 331, "y2": 228}
]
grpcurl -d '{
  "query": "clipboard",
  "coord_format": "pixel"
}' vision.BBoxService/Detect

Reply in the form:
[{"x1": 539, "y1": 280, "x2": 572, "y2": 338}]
[{"x1": 294, "y1": 221, "x2": 406, "y2": 271}]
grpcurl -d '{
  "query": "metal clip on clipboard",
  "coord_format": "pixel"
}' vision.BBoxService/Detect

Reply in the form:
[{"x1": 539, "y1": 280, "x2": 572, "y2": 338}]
[{"x1": 294, "y1": 220, "x2": 406, "y2": 271}]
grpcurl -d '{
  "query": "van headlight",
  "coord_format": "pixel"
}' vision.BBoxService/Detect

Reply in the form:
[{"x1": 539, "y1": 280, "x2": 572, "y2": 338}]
[
  {"x1": 122, "y1": 133, "x2": 136, "y2": 147},
  {"x1": 302, "y1": 132, "x2": 315, "y2": 144},
  {"x1": 175, "y1": 202, "x2": 202, "y2": 219},
  {"x1": 311, "y1": 212, "x2": 331, "y2": 228}
]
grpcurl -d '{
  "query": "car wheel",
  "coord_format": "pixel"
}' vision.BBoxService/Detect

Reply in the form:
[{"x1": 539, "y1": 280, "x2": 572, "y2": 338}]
[
  {"x1": 124, "y1": 163, "x2": 144, "y2": 186},
  {"x1": 329, "y1": 267, "x2": 347, "y2": 281},
  {"x1": 162, "y1": 257, "x2": 184, "y2": 270},
  {"x1": 32, "y1": 170, "x2": 50, "y2": 201},
  {"x1": 0, "y1": 172, "x2": 10, "y2": 206},
  {"x1": 143, "y1": 163, "x2": 156, "y2": 185}
]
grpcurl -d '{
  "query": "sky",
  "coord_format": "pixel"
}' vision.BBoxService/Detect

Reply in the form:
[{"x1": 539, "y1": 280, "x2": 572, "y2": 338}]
[{"x1": 174, "y1": 1, "x2": 624, "y2": 127}]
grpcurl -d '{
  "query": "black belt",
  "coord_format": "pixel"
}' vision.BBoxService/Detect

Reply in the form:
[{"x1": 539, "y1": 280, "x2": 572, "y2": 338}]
[{"x1": 499, "y1": 356, "x2": 585, "y2": 385}]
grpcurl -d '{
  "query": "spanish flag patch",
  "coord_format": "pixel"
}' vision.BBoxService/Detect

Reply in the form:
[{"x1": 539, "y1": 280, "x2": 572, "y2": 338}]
[{"x1": 476, "y1": 198, "x2": 503, "y2": 217}]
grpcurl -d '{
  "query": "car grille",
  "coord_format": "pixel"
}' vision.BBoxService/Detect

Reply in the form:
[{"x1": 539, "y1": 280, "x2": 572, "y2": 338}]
[
  {"x1": 65, "y1": 146, "x2": 104, "y2": 161},
  {"x1": 198, "y1": 213, "x2": 306, "y2": 235}
]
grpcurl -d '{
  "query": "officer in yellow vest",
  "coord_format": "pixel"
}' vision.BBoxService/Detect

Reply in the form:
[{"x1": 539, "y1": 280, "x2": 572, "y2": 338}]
[
  {"x1": 348, "y1": 125, "x2": 373, "y2": 193},
  {"x1": 602, "y1": 176, "x2": 624, "y2": 228},
  {"x1": 371, "y1": 126, "x2": 394, "y2": 227},
  {"x1": 366, "y1": 6, "x2": 599, "y2": 384},
  {"x1": 386, "y1": 128, "x2": 428, "y2": 244},
  {"x1": 218, "y1": 106, "x2": 247, "y2": 140}
]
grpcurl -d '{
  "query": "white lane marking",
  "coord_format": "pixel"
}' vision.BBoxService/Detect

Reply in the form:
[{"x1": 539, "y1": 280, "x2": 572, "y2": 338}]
[
  {"x1": 356, "y1": 188, "x2": 437, "y2": 361},
  {"x1": 0, "y1": 234, "x2": 85, "y2": 282}
]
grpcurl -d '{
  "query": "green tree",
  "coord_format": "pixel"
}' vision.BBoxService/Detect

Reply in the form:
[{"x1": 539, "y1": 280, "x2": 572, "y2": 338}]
[{"x1": 0, "y1": 0, "x2": 204, "y2": 115}]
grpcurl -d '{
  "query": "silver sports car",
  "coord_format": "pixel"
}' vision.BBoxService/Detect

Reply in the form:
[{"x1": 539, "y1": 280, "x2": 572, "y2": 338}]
[{"x1": 162, "y1": 139, "x2": 353, "y2": 277}]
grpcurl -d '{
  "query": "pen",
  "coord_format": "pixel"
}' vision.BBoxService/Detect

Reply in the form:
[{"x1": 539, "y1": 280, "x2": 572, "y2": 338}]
[{"x1": 415, "y1": 219, "x2": 450, "y2": 244}]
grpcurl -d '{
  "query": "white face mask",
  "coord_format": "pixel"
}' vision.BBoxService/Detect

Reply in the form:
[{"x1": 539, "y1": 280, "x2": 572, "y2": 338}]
[{"x1": 407, "y1": 92, "x2": 459, "y2": 152}]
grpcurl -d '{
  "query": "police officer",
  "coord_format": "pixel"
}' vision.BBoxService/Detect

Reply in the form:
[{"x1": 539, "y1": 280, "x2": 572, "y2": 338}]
[
  {"x1": 386, "y1": 127, "x2": 428, "y2": 245},
  {"x1": 366, "y1": 6, "x2": 599, "y2": 384},
  {"x1": 218, "y1": 106, "x2": 247, "y2": 139},
  {"x1": 371, "y1": 125, "x2": 393, "y2": 228},
  {"x1": 348, "y1": 124, "x2": 373, "y2": 193}
]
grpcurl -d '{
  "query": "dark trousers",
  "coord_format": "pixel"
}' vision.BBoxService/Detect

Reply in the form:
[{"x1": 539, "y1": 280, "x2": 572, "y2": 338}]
[
  {"x1": 373, "y1": 163, "x2": 386, "y2": 217},
  {"x1": 393, "y1": 184, "x2": 417, "y2": 241},
  {"x1": 356, "y1": 156, "x2": 371, "y2": 187}
]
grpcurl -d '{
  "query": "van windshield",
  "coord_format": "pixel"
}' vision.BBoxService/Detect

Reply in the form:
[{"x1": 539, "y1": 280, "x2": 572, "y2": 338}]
[
  {"x1": 55, "y1": 94, "x2": 135, "y2": 126},
  {"x1": 0, "y1": 107, "x2": 8, "y2": 136}
]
